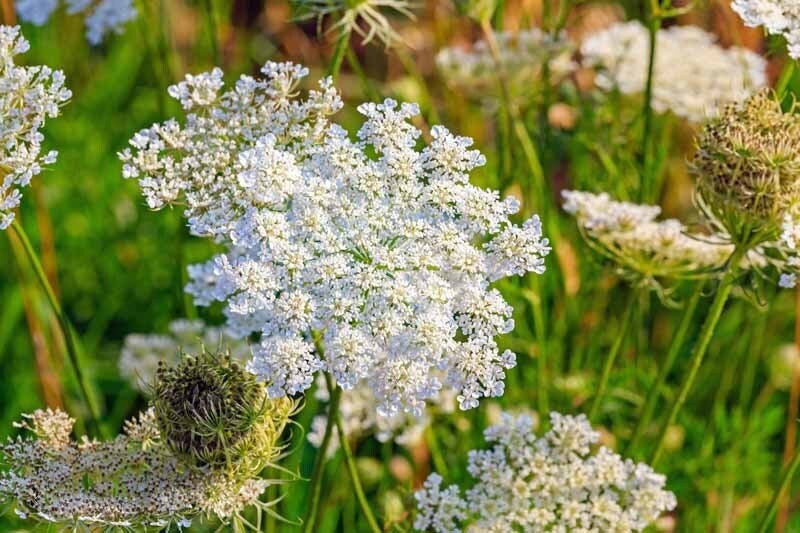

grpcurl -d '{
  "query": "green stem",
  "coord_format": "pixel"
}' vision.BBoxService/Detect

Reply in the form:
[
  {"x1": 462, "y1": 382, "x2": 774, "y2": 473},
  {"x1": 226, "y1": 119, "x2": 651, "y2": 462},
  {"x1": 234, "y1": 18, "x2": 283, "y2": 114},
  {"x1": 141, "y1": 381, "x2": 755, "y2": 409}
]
[
  {"x1": 327, "y1": 28, "x2": 351, "y2": 80},
  {"x1": 640, "y1": 11, "x2": 660, "y2": 202},
  {"x1": 425, "y1": 426, "x2": 449, "y2": 477},
  {"x1": 776, "y1": 61, "x2": 796, "y2": 100},
  {"x1": 589, "y1": 289, "x2": 636, "y2": 421},
  {"x1": 530, "y1": 276, "x2": 549, "y2": 416},
  {"x1": 650, "y1": 250, "x2": 745, "y2": 466},
  {"x1": 329, "y1": 375, "x2": 381, "y2": 533},
  {"x1": 202, "y1": 0, "x2": 220, "y2": 65},
  {"x1": 756, "y1": 440, "x2": 800, "y2": 533},
  {"x1": 9, "y1": 220, "x2": 102, "y2": 434},
  {"x1": 627, "y1": 284, "x2": 702, "y2": 453},
  {"x1": 303, "y1": 378, "x2": 342, "y2": 533}
]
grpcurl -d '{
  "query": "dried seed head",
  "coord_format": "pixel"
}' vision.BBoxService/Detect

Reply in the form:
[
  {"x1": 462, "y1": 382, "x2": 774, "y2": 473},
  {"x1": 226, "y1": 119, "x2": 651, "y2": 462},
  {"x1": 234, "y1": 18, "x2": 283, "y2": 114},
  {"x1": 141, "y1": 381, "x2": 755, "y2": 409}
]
[
  {"x1": 693, "y1": 90, "x2": 800, "y2": 247},
  {"x1": 151, "y1": 348, "x2": 293, "y2": 477}
]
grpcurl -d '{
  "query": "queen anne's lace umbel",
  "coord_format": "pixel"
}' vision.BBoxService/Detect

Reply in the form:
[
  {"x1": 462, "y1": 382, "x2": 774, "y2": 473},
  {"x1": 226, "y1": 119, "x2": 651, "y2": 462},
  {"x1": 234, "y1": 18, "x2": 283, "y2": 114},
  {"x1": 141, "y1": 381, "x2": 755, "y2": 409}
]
[
  {"x1": 120, "y1": 62, "x2": 550, "y2": 416},
  {"x1": 0, "y1": 26, "x2": 70, "y2": 230},
  {"x1": 0, "y1": 409, "x2": 276, "y2": 529},
  {"x1": 580, "y1": 21, "x2": 766, "y2": 121},
  {"x1": 15, "y1": 0, "x2": 136, "y2": 44},
  {"x1": 562, "y1": 190, "x2": 734, "y2": 284},
  {"x1": 732, "y1": 0, "x2": 800, "y2": 59},
  {"x1": 414, "y1": 412, "x2": 676, "y2": 533}
]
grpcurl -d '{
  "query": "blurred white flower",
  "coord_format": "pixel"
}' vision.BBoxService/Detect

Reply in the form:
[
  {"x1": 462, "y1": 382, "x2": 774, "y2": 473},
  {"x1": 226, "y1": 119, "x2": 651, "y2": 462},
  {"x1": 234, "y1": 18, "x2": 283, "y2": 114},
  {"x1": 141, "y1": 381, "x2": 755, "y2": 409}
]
[
  {"x1": 581, "y1": 21, "x2": 767, "y2": 121},
  {"x1": 16, "y1": 0, "x2": 136, "y2": 44},
  {"x1": 0, "y1": 25, "x2": 70, "y2": 231},
  {"x1": 120, "y1": 62, "x2": 550, "y2": 416},
  {"x1": 414, "y1": 412, "x2": 676, "y2": 532},
  {"x1": 308, "y1": 375, "x2": 456, "y2": 454},
  {"x1": 436, "y1": 29, "x2": 575, "y2": 105},
  {"x1": 732, "y1": 0, "x2": 800, "y2": 59},
  {"x1": 562, "y1": 190, "x2": 734, "y2": 284}
]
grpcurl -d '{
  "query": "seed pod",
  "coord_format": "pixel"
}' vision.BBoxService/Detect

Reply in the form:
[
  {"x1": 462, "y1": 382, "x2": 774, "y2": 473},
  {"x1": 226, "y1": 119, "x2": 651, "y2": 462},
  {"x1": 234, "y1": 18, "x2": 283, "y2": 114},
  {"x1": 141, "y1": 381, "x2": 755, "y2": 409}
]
[
  {"x1": 151, "y1": 348, "x2": 294, "y2": 477},
  {"x1": 693, "y1": 90, "x2": 800, "y2": 248}
]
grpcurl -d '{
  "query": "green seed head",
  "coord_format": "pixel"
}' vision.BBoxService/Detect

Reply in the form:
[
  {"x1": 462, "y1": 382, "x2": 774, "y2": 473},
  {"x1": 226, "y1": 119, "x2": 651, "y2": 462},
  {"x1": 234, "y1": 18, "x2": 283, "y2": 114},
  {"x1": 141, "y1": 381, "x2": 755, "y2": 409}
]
[
  {"x1": 693, "y1": 90, "x2": 800, "y2": 247},
  {"x1": 150, "y1": 348, "x2": 293, "y2": 476}
]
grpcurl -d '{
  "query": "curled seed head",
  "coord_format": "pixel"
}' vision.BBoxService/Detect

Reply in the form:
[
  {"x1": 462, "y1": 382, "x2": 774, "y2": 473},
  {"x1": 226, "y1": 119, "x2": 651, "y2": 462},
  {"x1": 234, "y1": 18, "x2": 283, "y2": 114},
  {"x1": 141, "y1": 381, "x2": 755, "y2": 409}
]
[
  {"x1": 693, "y1": 89, "x2": 800, "y2": 247},
  {"x1": 151, "y1": 347, "x2": 293, "y2": 476}
]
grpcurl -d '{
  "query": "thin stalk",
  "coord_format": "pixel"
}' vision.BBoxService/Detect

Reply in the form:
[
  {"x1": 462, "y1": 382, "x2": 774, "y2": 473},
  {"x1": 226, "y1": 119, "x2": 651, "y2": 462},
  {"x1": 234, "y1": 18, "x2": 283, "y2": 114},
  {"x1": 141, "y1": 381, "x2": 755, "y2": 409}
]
[
  {"x1": 425, "y1": 426, "x2": 449, "y2": 477},
  {"x1": 777, "y1": 288, "x2": 800, "y2": 531},
  {"x1": 345, "y1": 47, "x2": 381, "y2": 102},
  {"x1": 9, "y1": 220, "x2": 102, "y2": 433},
  {"x1": 757, "y1": 441, "x2": 800, "y2": 533},
  {"x1": 330, "y1": 375, "x2": 381, "y2": 533},
  {"x1": 479, "y1": 19, "x2": 547, "y2": 211},
  {"x1": 640, "y1": 9, "x2": 660, "y2": 202},
  {"x1": 530, "y1": 275, "x2": 549, "y2": 416},
  {"x1": 202, "y1": 0, "x2": 220, "y2": 65},
  {"x1": 302, "y1": 379, "x2": 342, "y2": 533},
  {"x1": 327, "y1": 28, "x2": 351, "y2": 80},
  {"x1": 589, "y1": 289, "x2": 636, "y2": 421},
  {"x1": 627, "y1": 284, "x2": 703, "y2": 453},
  {"x1": 776, "y1": 61, "x2": 796, "y2": 101},
  {"x1": 650, "y1": 249, "x2": 746, "y2": 466}
]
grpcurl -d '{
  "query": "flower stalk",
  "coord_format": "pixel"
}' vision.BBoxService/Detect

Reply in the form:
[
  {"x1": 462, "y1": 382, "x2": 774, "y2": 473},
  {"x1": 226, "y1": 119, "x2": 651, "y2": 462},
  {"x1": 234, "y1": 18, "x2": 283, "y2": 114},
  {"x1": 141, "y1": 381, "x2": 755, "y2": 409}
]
[
  {"x1": 331, "y1": 375, "x2": 382, "y2": 533},
  {"x1": 627, "y1": 284, "x2": 702, "y2": 453},
  {"x1": 303, "y1": 377, "x2": 342, "y2": 533},
  {"x1": 589, "y1": 289, "x2": 636, "y2": 421},
  {"x1": 9, "y1": 219, "x2": 102, "y2": 435},
  {"x1": 757, "y1": 439, "x2": 800, "y2": 533},
  {"x1": 650, "y1": 248, "x2": 746, "y2": 466}
]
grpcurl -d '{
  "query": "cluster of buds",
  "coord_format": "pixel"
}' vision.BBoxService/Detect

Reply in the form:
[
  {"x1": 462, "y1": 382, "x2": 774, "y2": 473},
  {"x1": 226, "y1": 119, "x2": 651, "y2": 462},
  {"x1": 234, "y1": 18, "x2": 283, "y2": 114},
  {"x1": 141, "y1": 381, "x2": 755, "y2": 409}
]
[
  {"x1": 151, "y1": 349, "x2": 295, "y2": 478},
  {"x1": 693, "y1": 90, "x2": 800, "y2": 249}
]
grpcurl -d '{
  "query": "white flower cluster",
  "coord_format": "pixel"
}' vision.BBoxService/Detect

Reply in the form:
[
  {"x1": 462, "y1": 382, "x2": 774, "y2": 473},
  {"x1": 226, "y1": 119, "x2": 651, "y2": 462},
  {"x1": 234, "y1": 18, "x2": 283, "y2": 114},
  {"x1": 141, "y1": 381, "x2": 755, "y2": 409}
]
[
  {"x1": 580, "y1": 21, "x2": 767, "y2": 121},
  {"x1": 120, "y1": 62, "x2": 550, "y2": 415},
  {"x1": 436, "y1": 29, "x2": 575, "y2": 103},
  {"x1": 733, "y1": 0, "x2": 800, "y2": 59},
  {"x1": 15, "y1": 0, "x2": 136, "y2": 45},
  {"x1": 119, "y1": 319, "x2": 250, "y2": 390},
  {"x1": 308, "y1": 376, "x2": 456, "y2": 453},
  {"x1": 778, "y1": 214, "x2": 800, "y2": 288},
  {"x1": 414, "y1": 412, "x2": 676, "y2": 533},
  {"x1": 0, "y1": 26, "x2": 70, "y2": 231},
  {"x1": 0, "y1": 409, "x2": 273, "y2": 529},
  {"x1": 562, "y1": 190, "x2": 733, "y2": 283}
]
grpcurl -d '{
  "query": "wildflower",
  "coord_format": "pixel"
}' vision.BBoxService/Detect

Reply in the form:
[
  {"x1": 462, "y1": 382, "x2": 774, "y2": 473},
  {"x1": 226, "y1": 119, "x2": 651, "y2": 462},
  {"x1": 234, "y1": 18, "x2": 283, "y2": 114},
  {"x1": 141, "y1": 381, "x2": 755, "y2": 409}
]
[
  {"x1": 693, "y1": 90, "x2": 800, "y2": 249},
  {"x1": 292, "y1": 0, "x2": 416, "y2": 47},
  {"x1": 414, "y1": 412, "x2": 676, "y2": 532},
  {"x1": 0, "y1": 408, "x2": 284, "y2": 529},
  {"x1": 562, "y1": 190, "x2": 734, "y2": 286},
  {"x1": 0, "y1": 25, "x2": 70, "y2": 230},
  {"x1": 581, "y1": 21, "x2": 767, "y2": 121},
  {"x1": 16, "y1": 0, "x2": 136, "y2": 45},
  {"x1": 151, "y1": 348, "x2": 294, "y2": 476},
  {"x1": 732, "y1": 0, "x2": 800, "y2": 59},
  {"x1": 436, "y1": 29, "x2": 575, "y2": 106},
  {"x1": 119, "y1": 319, "x2": 250, "y2": 390},
  {"x1": 120, "y1": 62, "x2": 550, "y2": 415},
  {"x1": 308, "y1": 376, "x2": 456, "y2": 453}
]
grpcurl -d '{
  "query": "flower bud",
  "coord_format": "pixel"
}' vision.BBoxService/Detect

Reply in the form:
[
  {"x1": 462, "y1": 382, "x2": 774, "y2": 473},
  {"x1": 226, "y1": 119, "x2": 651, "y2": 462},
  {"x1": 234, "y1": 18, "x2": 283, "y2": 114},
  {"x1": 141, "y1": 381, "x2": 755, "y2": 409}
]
[
  {"x1": 693, "y1": 90, "x2": 800, "y2": 247},
  {"x1": 151, "y1": 348, "x2": 294, "y2": 477}
]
